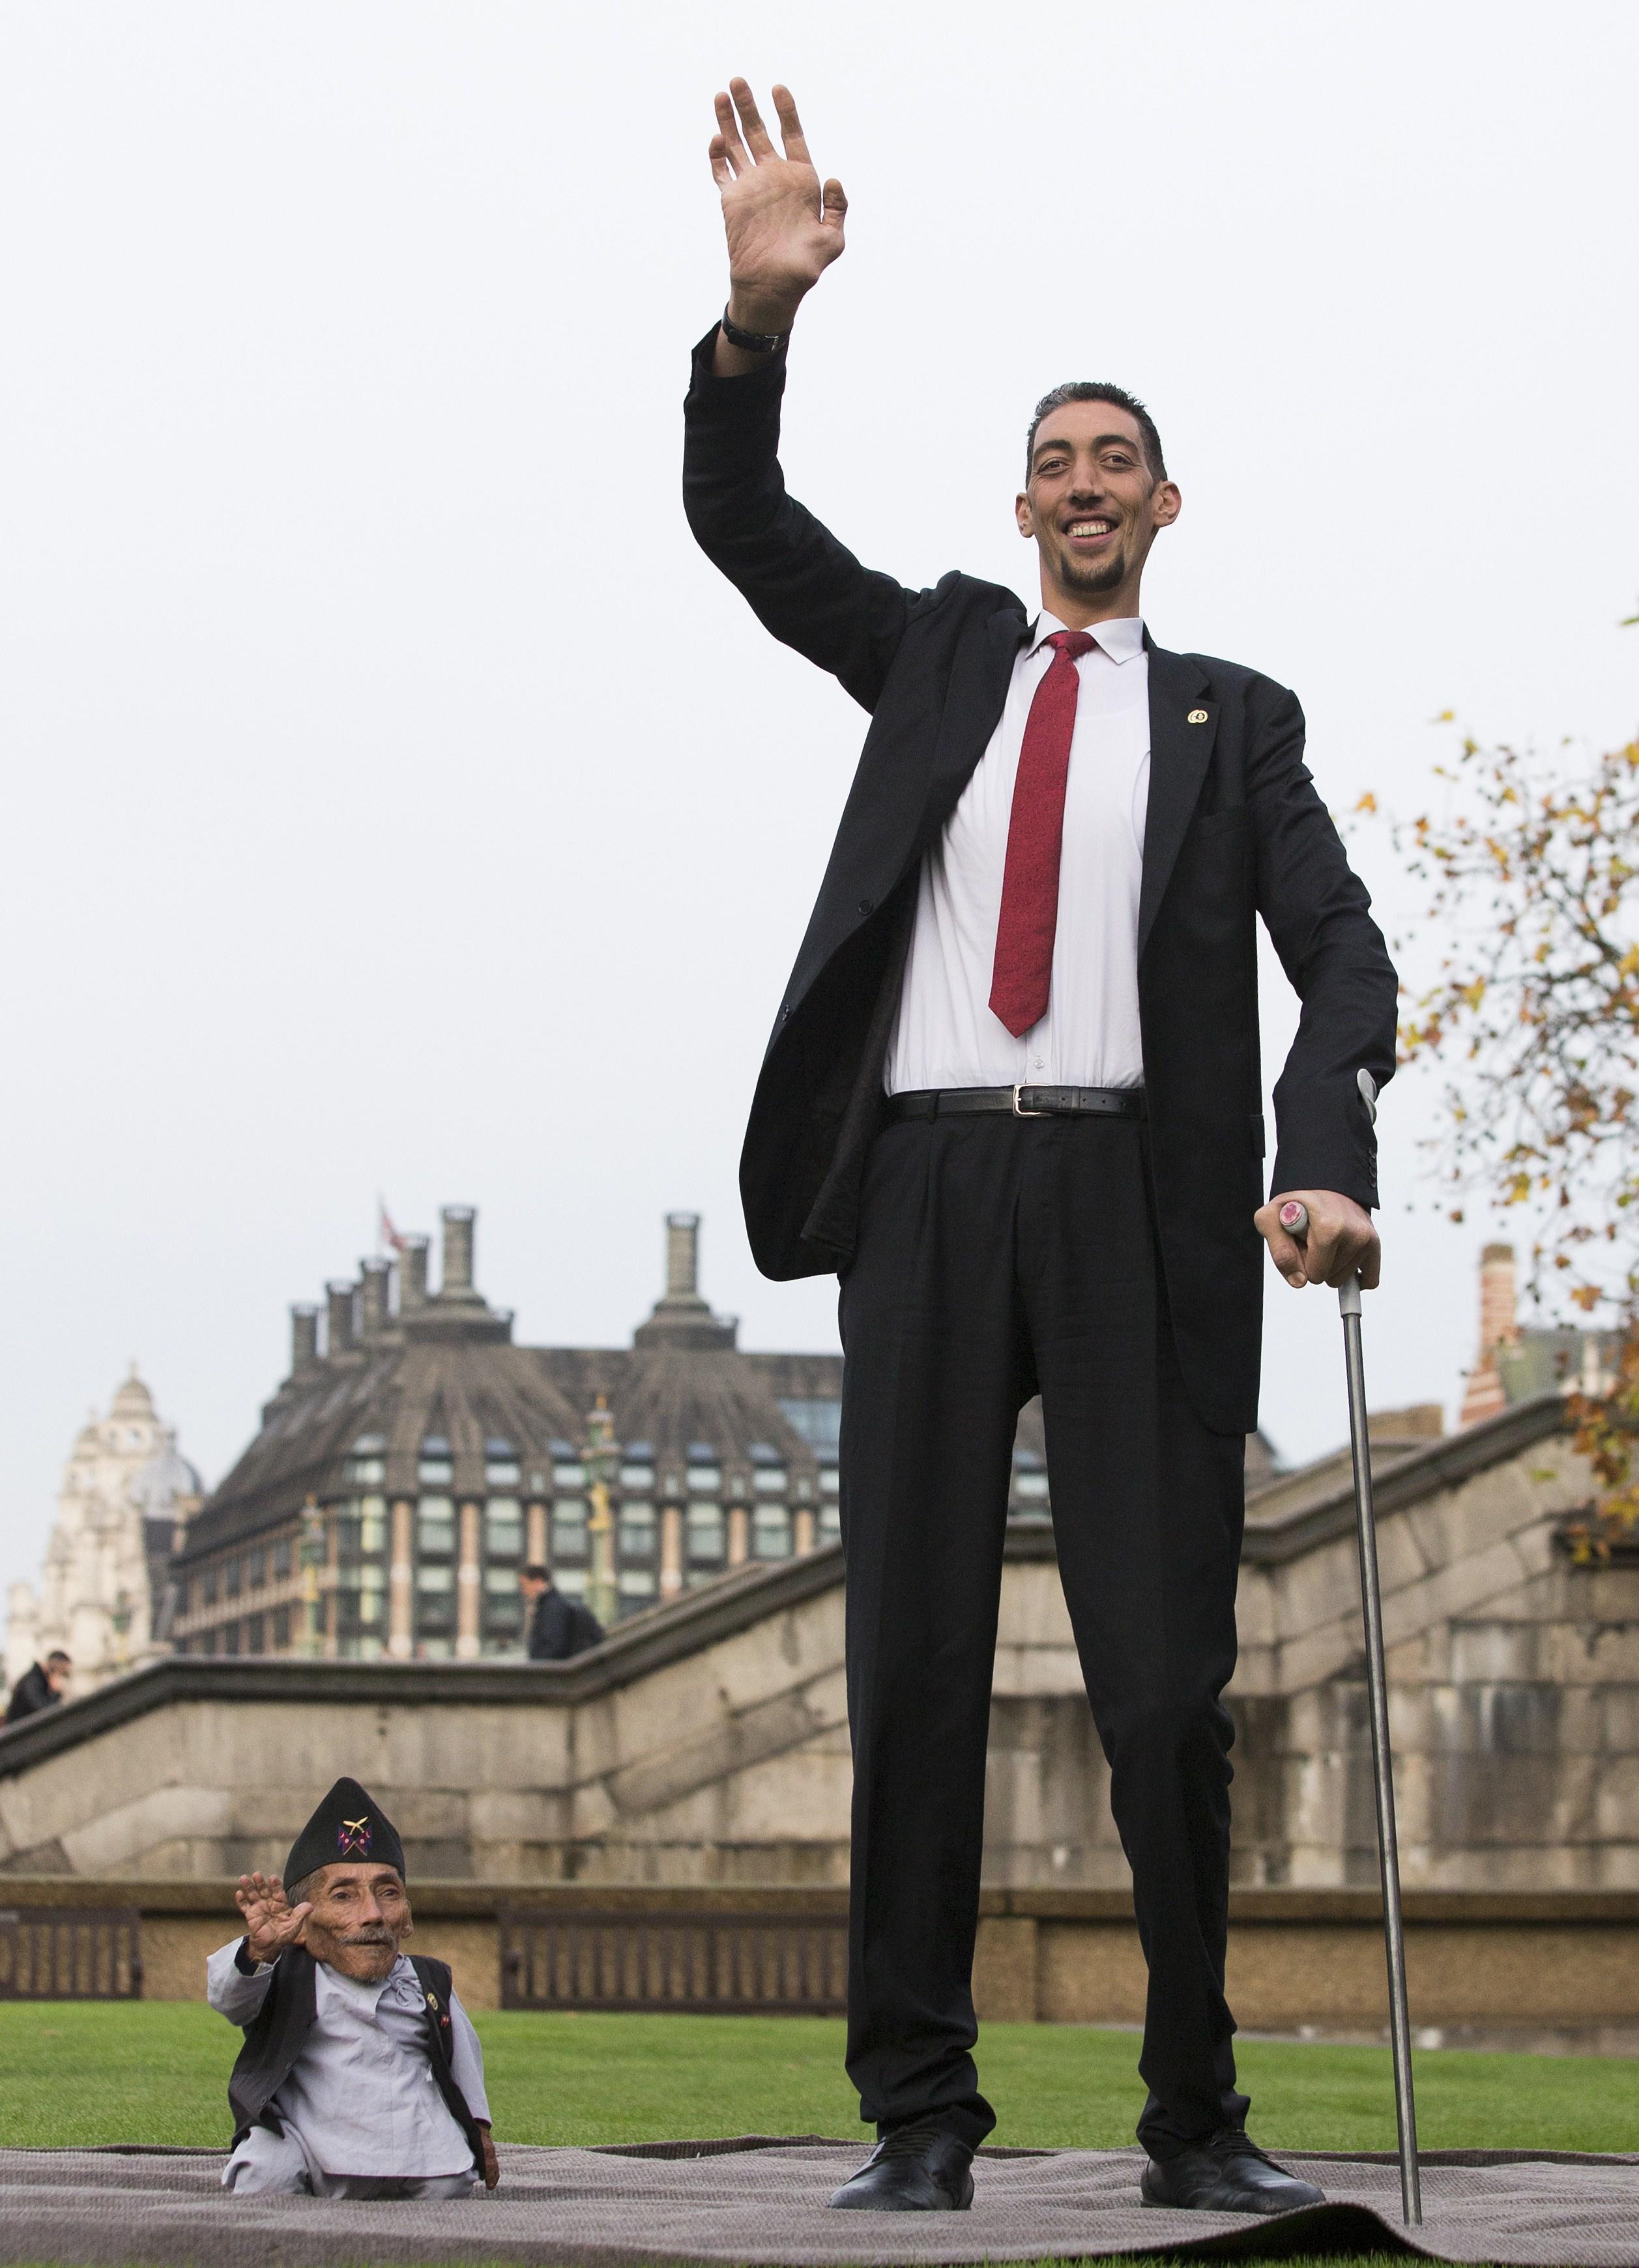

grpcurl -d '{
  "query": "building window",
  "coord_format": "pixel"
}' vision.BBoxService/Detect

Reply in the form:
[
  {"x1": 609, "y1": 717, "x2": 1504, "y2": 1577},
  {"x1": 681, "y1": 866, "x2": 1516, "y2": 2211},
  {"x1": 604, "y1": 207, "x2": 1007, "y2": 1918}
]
[
  {"x1": 272, "y1": 1606, "x2": 291, "y2": 1650},
  {"x1": 777, "y1": 1398, "x2": 843, "y2": 1457},
  {"x1": 485, "y1": 1499, "x2": 524, "y2": 1558},
  {"x1": 359, "y1": 1499, "x2": 386, "y2": 1553},
  {"x1": 552, "y1": 1500, "x2": 588, "y2": 1563},
  {"x1": 618, "y1": 1569, "x2": 658, "y2": 1614},
  {"x1": 620, "y1": 1443, "x2": 655, "y2": 1491},
  {"x1": 686, "y1": 1502, "x2": 725, "y2": 1563},
  {"x1": 416, "y1": 1562, "x2": 456, "y2": 1636},
  {"x1": 246, "y1": 1613, "x2": 266, "y2": 1654},
  {"x1": 224, "y1": 1558, "x2": 242, "y2": 1598},
  {"x1": 819, "y1": 1503, "x2": 841, "y2": 1543},
  {"x1": 753, "y1": 1467, "x2": 787, "y2": 1496},
  {"x1": 1012, "y1": 1454, "x2": 1049, "y2": 1514},
  {"x1": 686, "y1": 1464, "x2": 721, "y2": 1493},
  {"x1": 618, "y1": 1502, "x2": 657, "y2": 1562},
  {"x1": 819, "y1": 1465, "x2": 840, "y2": 1495},
  {"x1": 418, "y1": 1435, "x2": 454, "y2": 1486},
  {"x1": 484, "y1": 1566, "x2": 524, "y2": 1639},
  {"x1": 552, "y1": 1460, "x2": 586, "y2": 1489},
  {"x1": 272, "y1": 1538, "x2": 293, "y2": 1581},
  {"x1": 246, "y1": 1548, "x2": 267, "y2": 1588},
  {"x1": 358, "y1": 1566, "x2": 386, "y2": 1628},
  {"x1": 752, "y1": 1504, "x2": 792, "y2": 1560},
  {"x1": 418, "y1": 1497, "x2": 456, "y2": 1555},
  {"x1": 224, "y1": 1621, "x2": 242, "y2": 1656},
  {"x1": 198, "y1": 1569, "x2": 218, "y2": 1609},
  {"x1": 334, "y1": 1506, "x2": 363, "y2": 1560},
  {"x1": 484, "y1": 1437, "x2": 520, "y2": 1486}
]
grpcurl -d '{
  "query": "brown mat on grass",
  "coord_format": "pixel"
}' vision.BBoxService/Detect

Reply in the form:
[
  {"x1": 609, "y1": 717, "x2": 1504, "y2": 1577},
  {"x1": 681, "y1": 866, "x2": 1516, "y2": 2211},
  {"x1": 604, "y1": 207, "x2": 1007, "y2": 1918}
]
[{"x1": 2, "y1": 2135, "x2": 1638, "y2": 2265}]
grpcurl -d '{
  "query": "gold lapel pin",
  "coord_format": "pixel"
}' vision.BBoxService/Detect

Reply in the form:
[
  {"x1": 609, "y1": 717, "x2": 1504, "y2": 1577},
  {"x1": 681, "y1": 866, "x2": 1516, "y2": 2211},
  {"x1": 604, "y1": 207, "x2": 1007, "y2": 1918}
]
[{"x1": 1187, "y1": 708, "x2": 1210, "y2": 725}]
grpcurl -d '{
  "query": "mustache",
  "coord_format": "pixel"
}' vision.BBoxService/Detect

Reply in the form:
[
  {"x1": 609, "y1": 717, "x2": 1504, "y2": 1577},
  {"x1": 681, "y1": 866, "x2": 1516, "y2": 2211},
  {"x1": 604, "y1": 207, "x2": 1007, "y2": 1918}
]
[{"x1": 334, "y1": 1923, "x2": 396, "y2": 1944}]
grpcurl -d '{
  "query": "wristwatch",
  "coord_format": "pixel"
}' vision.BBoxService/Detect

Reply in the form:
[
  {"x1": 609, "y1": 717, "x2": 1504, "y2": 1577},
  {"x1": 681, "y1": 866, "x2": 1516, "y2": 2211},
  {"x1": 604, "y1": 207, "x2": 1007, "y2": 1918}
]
[{"x1": 720, "y1": 306, "x2": 789, "y2": 355}]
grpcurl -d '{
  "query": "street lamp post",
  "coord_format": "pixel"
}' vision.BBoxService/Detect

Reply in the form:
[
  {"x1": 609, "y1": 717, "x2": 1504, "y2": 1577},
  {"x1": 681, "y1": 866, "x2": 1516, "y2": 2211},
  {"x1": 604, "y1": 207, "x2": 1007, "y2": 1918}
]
[{"x1": 584, "y1": 1395, "x2": 618, "y2": 1629}]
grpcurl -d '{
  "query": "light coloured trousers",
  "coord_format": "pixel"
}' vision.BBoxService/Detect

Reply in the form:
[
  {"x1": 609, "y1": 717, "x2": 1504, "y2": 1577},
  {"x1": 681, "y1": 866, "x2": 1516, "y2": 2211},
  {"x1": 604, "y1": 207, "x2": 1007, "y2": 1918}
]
[{"x1": 224, "y1": 2122, "x2": 476, "y2": 2199}]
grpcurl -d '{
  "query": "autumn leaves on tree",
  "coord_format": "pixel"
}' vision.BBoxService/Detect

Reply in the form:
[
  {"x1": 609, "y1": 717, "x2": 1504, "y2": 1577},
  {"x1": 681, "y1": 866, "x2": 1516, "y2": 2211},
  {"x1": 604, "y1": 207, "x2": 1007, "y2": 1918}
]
[{"x1": 1371, "y1": 640, "x2": 1639, "y2": 1536}]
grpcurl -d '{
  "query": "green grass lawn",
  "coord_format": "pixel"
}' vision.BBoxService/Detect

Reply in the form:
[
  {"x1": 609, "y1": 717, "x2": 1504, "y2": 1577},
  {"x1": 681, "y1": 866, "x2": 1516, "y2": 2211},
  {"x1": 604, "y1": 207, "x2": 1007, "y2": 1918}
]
[{"x1": 0, "y1": 2000, "x2": 1632, "y2": 2159}]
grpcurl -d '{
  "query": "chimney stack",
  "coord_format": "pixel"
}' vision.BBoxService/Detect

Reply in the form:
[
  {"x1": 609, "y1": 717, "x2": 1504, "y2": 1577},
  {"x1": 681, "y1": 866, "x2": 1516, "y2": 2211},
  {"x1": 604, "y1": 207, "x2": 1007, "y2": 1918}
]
[
  {"x1": 289, "y1": 1304, "x2": 319, "y2": 1372},
  {"x1": 358, "y1": 1257, "x2": 391, "y2": 1338},
  {"x1": 326, "y1": 1279, "x2": 356, "y2": 1356},
  {"x1": 666, "y1": 1212, "x2": 701, "y2": 1299},
  {"x1": 440, "y1": 1206, "x2": 476, "y2": 1298},
  {"x1": 1460, "y1": 1242, "x2": 1520, "y2": 1427},
  {"x1": 400, "y1": 1234, "x2": 430, "y2": 1312},
  {"x1": 633, "y1": 1210, "x2": 736, "y2": 1351}
]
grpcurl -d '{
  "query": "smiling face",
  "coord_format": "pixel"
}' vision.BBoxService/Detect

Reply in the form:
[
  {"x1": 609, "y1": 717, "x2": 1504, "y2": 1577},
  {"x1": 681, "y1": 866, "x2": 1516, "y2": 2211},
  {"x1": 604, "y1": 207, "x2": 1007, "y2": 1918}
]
[
  {"x1": 1016, "y1": 401, "x2": 1180, "y2": 625},
  {"x1": 297, "y1": 1861, "x2": 412, "y2": 1983}
]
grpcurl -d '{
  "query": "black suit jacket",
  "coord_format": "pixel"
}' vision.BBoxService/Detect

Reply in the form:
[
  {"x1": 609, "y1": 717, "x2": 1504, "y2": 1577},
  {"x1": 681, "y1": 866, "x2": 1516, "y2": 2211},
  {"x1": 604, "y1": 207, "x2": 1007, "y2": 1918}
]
[{"x1": 682, "y1": 334, "x2": 1398, "y2": 1435}]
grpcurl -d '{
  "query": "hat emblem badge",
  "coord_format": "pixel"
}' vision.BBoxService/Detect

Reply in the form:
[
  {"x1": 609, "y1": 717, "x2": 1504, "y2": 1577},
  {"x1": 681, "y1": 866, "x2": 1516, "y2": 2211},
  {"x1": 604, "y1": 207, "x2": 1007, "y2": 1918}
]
[{"x1": 338, "y1": 1815, "x2": 373, "y2": 1857}]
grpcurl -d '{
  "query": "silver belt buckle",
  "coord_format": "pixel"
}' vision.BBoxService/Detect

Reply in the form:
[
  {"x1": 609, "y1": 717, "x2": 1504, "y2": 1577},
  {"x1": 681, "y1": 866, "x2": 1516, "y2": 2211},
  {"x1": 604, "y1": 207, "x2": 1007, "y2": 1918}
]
[{"x1": 1011, "y1": 1084, "x2": 1047, "y2": 1118}]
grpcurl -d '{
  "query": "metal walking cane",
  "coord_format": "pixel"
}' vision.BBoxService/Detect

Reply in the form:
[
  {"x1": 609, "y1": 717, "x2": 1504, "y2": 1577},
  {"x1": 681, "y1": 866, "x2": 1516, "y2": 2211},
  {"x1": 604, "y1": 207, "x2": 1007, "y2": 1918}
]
[{"x1": 1281, "y1": 1070, "x2": 1421, "y2": 2226}]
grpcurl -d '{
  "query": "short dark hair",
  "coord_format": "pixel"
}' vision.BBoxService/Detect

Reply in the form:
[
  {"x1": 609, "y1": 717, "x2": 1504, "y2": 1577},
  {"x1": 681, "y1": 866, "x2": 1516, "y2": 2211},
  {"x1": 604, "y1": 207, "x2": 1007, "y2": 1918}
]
[
  {"x1": 46, "y1": 1650, "x2": 71, "y2": 1667},
  {"x1": 1026, "y1": 382, "x2": 1167, "y2": 483},
  {"x1": 521, "y1": 1564, "x2": 551, "y2": 1585}
]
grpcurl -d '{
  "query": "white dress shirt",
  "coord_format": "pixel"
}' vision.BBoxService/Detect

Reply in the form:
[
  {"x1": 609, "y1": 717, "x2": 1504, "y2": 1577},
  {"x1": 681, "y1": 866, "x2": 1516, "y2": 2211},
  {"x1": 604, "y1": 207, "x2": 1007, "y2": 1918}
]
[
  {"x1": 885, "y1": 613, "x2": 1150, "y2": 1093},
  {"x1": 208, "y1": 1940, "x2": 489, "y2": 2180}
]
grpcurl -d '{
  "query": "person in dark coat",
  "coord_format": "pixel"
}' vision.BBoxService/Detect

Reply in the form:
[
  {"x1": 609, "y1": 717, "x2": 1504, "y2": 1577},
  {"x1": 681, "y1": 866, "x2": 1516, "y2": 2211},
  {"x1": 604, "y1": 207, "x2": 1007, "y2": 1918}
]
[
  {"x1": 208, "y1": 1776, "x2": 497, "y2": 2196},
  {"x1": 5, "y1": 1652, "x2": 70, "y2": 1724},
  {"x1": 519, "y1": 1567, "x2": 604, "y2": 1659}
]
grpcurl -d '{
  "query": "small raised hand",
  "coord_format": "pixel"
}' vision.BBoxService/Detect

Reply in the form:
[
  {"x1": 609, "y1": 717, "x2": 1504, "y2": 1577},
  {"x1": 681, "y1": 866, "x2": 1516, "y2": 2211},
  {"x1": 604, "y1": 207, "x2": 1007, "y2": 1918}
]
[
  {"x1": 709, "y1": 79, "x2": 846, "y2": 336},
  {"x1": 235, "y1": 1871, "x2": 313, "y2": 1964}
]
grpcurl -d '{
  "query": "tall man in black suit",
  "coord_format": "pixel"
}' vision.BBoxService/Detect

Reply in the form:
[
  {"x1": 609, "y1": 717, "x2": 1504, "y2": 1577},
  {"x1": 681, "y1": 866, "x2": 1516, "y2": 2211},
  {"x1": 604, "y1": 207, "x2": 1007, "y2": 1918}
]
[{"x1": 685, "y1": 81, "x2": 1397, "y2": 2218}]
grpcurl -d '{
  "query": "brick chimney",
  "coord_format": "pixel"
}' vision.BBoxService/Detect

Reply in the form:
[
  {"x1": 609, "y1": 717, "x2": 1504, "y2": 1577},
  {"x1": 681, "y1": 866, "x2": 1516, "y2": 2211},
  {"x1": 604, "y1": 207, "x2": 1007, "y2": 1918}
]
[
  {"x1": 399, "y1": 1234, "x2": 430, "y2": 1312},
  {"x1": 358, "y1": 1257, "x2": 391, "y2": 1339},
  {"x1": 1460, "y1": 1242, "x2": 1520, "y2": 1426},
  {"x1": 289, "y1": 1303, "x2": 319, "y2": 1374},
  {"x1": 325, "y1": 1279, "x2": 356, "y2": 1358}
]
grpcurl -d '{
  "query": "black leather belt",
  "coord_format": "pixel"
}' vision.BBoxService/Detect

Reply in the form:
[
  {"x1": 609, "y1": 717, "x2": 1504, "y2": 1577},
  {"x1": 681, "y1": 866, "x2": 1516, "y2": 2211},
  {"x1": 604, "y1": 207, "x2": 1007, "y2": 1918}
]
[{"x1": 886, "y1": 1084, "x2": 1146, "y2": 1123}]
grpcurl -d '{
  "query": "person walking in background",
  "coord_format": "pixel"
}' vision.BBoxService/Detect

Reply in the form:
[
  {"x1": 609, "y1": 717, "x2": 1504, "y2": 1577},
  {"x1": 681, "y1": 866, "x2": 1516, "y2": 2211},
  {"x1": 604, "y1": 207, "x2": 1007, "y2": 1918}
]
[
  {"x1": 518, "y1": 1566, "x2": 603, "y2": 1660},
  {"x1": 684, "y1": 79, "x2": 1397, "y2": 2218},
  {"x1": 5, "y1": 1650, "x2": 70, "y2": 1724}
]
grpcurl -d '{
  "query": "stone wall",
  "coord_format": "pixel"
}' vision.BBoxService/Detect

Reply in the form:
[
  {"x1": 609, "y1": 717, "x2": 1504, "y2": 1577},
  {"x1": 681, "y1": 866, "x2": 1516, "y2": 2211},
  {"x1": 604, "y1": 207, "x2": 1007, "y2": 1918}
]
[{"x1": 1, "y1": 1399, "x2": 1632, "y2": 1896}]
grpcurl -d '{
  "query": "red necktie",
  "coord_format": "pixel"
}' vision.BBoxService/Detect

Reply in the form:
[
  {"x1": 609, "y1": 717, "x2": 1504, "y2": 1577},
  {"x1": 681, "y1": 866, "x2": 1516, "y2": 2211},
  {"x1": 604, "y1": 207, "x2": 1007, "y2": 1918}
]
[{"x1": 989, "y1": 629, "x2": 1097, "y2": 1038}]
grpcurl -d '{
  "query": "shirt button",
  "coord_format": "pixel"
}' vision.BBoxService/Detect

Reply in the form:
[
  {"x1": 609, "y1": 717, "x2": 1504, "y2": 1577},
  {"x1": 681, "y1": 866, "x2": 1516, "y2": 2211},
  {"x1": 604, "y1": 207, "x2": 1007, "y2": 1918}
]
[{"x1": 857, "y1": 897, "x2": 873, "y2": 916}]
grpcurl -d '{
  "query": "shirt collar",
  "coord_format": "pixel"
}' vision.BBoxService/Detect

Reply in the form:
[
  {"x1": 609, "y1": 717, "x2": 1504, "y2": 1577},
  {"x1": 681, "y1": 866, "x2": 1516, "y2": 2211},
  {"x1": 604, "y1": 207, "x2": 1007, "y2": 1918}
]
[{"x1": 1028, "y1": 612, "x2": 1145, "y2": 664}]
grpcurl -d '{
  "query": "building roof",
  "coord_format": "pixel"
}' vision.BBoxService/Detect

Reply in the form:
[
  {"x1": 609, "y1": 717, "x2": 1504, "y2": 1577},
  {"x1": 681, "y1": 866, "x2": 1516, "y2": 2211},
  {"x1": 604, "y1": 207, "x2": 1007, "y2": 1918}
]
[
  {"x1": 181, "y1": 1209, "x2": 893, "y2": 1564},
  {"x1": 178, "y1": 1203, "x2": 1284, "y2": 1568}
]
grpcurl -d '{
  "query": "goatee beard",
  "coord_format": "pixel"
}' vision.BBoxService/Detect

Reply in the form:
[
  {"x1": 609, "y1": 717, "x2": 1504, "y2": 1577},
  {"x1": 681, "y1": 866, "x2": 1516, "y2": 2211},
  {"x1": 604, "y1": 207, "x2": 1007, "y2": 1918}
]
[{"x1": 1058, "y1": 547, "x2": 1127, "y2": 596}]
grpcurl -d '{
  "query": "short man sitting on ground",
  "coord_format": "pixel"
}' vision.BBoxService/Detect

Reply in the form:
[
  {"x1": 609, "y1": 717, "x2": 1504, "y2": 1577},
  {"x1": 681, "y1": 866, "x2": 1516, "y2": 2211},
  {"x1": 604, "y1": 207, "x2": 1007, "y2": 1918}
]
[{"x1": 208, "y1": 1775, "x2": 498, "y2": 2198}]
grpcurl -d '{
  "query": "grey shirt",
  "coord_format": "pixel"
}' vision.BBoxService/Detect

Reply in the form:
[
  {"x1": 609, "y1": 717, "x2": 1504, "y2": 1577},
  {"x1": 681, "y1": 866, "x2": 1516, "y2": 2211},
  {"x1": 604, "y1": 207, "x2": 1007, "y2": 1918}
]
[{"x1": 207, "y1": 1939, "x2": 489, "y2": 2177}]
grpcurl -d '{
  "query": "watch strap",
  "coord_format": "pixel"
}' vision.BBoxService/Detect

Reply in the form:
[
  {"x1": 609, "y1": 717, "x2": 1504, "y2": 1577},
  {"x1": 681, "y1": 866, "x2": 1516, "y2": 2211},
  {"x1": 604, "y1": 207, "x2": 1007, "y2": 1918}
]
[{"x1": 720, "y1": 306, "x2": 789, "y2": 355}]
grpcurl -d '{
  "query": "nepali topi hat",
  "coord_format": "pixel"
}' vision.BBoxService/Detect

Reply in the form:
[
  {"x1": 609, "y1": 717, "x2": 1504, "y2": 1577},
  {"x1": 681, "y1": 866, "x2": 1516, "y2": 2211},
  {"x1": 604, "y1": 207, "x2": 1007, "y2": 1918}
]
[{"x1": 284, "y1": 1776, "x2": 406, "y2": 1889}]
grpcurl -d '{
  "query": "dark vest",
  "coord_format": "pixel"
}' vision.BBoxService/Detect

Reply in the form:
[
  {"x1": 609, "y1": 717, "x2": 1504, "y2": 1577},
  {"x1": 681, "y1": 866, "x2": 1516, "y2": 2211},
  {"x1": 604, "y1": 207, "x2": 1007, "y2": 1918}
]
[{"x1": 226, "y1": 1944, "x2": 482, "y2": 2170}]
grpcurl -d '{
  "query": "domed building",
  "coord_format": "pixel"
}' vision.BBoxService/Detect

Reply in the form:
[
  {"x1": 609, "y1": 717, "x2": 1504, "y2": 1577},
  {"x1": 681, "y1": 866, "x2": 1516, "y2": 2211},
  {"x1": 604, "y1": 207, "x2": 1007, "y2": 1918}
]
[{"x1": 4, "y1": 1369, "x2": 203, "y2": 1702}]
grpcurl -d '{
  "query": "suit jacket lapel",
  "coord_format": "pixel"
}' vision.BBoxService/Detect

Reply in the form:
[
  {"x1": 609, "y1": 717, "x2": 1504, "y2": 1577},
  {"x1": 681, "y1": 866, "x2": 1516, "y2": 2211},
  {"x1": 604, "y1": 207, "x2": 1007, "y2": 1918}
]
[
  {"x1": 914, "y1": 601, "x2": 1030, "y2": 856},
  {"x1": 1139, "y1": 642, "x2": 1218, "y2": 963}
]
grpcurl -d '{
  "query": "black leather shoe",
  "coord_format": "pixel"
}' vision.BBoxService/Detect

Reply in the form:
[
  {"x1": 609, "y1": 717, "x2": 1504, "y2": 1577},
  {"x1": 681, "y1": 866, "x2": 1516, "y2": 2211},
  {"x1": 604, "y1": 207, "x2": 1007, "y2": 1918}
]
[
  {"x1": 828, "y1": 2119, "x2": 976, "y2": 2211},
  {"x1": 1141, "y1": 2130, "x2": 1324, "y2": 2215}
]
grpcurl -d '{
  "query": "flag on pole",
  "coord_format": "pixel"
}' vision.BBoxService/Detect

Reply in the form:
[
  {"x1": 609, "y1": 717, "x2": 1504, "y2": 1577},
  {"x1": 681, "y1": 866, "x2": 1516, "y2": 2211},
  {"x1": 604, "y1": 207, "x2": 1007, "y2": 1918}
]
[{"x1": 378, "y1": 1198, "x2": 407, "y2": 1255}]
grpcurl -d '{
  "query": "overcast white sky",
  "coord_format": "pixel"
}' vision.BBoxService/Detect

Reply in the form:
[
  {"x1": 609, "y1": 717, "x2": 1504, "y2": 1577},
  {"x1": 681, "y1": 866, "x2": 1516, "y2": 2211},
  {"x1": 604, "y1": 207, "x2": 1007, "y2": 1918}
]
[{"x1": 1, "y1": 1, "x2": 1635, "y2": 1609}]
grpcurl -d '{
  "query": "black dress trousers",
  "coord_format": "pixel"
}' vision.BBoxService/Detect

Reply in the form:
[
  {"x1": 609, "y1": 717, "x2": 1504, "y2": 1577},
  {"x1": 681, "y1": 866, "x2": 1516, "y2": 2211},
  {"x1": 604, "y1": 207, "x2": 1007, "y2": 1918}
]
[{"x1": 837, "y1": 1111, "x2": 1251, "y2": 2159}]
